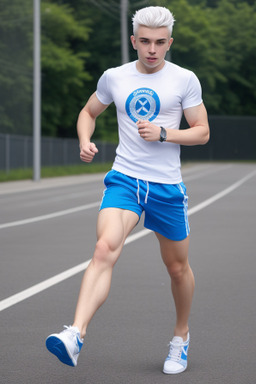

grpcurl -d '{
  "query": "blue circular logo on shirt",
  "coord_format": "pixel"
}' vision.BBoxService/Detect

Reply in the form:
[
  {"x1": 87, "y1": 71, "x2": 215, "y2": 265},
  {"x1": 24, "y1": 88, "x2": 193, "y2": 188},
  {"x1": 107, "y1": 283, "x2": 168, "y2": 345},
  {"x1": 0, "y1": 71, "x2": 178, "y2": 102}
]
[{"x1": 125, "y1": 88, "x2": 160, "y2": 122}]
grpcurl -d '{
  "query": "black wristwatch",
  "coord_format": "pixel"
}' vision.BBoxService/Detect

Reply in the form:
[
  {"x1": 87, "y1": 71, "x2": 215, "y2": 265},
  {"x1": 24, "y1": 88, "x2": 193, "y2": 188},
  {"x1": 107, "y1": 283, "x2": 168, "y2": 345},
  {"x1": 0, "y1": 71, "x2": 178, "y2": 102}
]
[{"x1": 159, "y1": 126, "x2": 167, "y2": 142}]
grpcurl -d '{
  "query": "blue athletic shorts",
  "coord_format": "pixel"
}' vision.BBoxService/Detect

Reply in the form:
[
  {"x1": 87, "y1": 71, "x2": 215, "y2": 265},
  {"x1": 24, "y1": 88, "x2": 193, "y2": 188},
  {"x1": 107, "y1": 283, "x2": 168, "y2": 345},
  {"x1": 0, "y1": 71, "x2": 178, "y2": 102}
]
[{"x1": 100, "y1": 170, "x2": 190, "y2": 241}]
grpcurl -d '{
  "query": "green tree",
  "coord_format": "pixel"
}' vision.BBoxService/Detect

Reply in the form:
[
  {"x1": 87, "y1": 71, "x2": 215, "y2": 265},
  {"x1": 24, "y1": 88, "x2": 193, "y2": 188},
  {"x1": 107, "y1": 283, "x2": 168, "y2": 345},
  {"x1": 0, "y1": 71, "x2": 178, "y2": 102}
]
[
  {"x1": 41, "y1": 1, "x2": 92, "y2": 137},
  {"x1": 213, "y1": 0, "x2": 256, "y2": 114},
  {"x1": 0, "y1": 0, "x2": 33, "y2": 135},
  {"x1": 0, "y1": 0, "x2": 93, "y2": 137},
  {"x1": 58, "y1": 0, "x2": 125, "y2": 142}
]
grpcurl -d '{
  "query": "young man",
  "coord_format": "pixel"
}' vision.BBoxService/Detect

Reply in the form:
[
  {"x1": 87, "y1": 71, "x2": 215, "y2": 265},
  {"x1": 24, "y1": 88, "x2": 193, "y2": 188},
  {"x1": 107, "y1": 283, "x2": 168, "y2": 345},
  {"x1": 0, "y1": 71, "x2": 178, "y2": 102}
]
[{"x1": 46, "y1": 6, "x2": 209, "y2": 375}]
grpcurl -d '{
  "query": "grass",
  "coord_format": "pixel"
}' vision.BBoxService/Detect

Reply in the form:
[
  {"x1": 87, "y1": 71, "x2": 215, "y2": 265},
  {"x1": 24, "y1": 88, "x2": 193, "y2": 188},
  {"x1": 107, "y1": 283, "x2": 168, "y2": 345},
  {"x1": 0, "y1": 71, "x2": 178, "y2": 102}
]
[
  {"x1": 1, "y1": 160, "x2": 255, "y2": 183},
  {"x1": 0, "y1": 163, "x2": 113, "y2": 182}
]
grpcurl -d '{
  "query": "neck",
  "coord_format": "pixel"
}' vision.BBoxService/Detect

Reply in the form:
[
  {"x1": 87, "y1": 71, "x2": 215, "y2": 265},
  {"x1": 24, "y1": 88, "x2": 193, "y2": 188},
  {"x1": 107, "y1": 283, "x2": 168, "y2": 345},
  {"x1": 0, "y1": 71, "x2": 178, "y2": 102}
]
[{"x1": 136, "y1": 60, "x2": 165, "y2": 74}]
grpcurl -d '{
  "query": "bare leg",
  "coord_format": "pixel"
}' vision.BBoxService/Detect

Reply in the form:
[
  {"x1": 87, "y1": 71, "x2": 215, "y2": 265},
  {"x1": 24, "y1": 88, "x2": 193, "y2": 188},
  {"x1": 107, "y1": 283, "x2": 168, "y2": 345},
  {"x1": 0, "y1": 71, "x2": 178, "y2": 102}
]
[
  {"x1": 73, "y1": 208, "x2": 139, "y2": 338},
  {"x1": 156, "y1": 233, "x2": 194, "y2": 341}
]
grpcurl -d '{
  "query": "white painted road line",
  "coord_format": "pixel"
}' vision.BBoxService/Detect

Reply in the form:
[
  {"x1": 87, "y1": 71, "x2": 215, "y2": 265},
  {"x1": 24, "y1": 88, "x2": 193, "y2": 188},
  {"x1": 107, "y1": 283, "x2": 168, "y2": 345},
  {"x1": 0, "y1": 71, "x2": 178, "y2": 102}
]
[
  {"x1": 188, "y1": 169, "x2": 256, "y2": 215},
  {"x1": 0, "y1": 169, "x2": 255, "y2": 312},
  {"x1": 0, "y1": 260, "x2": 92, "y2": 312},
  {"x1": 183, "y1": 164, "x2": 232, "y2": 182},
  {"x1": 0, "y1": 202, "x2": 100, "y2": 230}
]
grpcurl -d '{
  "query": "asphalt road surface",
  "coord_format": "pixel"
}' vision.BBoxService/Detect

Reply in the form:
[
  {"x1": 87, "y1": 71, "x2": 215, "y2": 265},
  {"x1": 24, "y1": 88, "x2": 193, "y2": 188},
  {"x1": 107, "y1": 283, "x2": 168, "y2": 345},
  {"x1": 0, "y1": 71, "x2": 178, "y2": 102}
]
[{"x1": 1, "y1": 162, "x2": 256, "y2": 384}]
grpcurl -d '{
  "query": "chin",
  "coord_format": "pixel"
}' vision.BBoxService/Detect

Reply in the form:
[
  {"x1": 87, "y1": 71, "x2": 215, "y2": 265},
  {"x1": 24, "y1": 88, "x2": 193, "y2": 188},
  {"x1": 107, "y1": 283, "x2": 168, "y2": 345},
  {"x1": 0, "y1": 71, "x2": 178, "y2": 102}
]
[{"x1": 144, "y1": 61, "x2": 160, "y2": 69}]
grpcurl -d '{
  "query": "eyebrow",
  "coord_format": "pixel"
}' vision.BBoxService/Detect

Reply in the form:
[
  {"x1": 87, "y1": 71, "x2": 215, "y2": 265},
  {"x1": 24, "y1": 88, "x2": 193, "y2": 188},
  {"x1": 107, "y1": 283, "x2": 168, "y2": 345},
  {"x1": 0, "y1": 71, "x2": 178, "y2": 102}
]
[{"x1": 139, "y1": 37, "x2": 167, "y2": 42}]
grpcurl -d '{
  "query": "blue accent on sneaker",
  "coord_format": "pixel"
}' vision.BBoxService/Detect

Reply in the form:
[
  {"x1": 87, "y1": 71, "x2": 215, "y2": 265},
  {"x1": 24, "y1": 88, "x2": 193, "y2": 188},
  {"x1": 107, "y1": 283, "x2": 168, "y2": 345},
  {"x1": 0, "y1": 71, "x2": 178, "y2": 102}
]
[
  {"x1": 46, "y1": 336, "x2": 75, "y2": 367},
  {"x1": 180, "y1": 344, "x2": 189, "y2": 362},
  {"x1": 76, "y1": 336, "x2": 83, "y2": 352}
]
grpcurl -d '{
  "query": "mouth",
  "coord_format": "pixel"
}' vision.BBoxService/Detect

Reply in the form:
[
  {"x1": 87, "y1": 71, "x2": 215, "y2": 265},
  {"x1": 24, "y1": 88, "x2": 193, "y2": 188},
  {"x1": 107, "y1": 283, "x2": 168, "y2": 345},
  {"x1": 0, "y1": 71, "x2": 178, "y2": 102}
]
[{"x1": 146, "y1": 57, "x2": 157, "y2": 64}]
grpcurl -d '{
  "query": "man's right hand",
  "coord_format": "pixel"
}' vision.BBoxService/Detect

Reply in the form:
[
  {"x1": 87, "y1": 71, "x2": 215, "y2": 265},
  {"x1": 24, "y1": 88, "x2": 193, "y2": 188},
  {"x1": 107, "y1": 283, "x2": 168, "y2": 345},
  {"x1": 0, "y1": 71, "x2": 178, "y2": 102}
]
[{"x1": 80, "y1": 142, "x2": 99, "y2": 163}]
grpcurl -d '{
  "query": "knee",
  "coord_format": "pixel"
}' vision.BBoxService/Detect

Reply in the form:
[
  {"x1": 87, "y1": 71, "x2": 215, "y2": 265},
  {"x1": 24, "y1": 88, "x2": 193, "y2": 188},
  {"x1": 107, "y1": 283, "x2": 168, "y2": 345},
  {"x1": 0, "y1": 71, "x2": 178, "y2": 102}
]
[
  {"x1": 92, "y1": 238, "x2": 117, "y2": 268},
  {"x1": 167, "y1": 262, "x2": 188, "y2": 284}
]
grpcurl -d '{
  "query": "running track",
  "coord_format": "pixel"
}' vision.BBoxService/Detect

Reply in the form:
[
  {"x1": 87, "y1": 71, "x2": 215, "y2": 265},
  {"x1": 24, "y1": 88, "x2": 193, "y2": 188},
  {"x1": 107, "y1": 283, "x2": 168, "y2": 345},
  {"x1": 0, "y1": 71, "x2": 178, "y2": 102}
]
[{"x1": 1, "y1": 162, "x2": 255, "y2": 384}]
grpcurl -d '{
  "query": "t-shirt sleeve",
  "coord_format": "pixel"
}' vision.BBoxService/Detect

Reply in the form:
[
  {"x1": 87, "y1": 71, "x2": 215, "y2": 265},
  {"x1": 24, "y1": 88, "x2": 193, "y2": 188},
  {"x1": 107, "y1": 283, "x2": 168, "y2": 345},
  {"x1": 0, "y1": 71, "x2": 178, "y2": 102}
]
[
  {"x1": 95, "y1": 71, "x2": 113, "y2": 105},
  {"x1": 182, "y1": 72, "x2": 203, "y2": 110}
]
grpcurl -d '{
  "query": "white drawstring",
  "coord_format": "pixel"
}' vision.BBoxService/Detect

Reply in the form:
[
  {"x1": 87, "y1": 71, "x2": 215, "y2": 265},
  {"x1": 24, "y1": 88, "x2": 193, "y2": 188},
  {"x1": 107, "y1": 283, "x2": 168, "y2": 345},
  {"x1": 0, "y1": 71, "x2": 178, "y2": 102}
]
[
  {"x1": 136, "y1": 179, "x2": 140, "y2": 204},
  {"x1": 136, "y1": 179, "x2": 149, "y2": 204},
  {"x1": 145, "y1": 181, "x2": 149, "y2": 204}
]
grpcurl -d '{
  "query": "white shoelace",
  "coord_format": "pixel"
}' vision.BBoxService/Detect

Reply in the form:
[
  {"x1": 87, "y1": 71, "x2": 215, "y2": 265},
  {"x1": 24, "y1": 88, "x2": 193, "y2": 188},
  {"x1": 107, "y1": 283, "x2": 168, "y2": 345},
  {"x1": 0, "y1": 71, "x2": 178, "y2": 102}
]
[
  {"x1": 62, "y1": 325, "x2": 78, "y2": 337},
  {"x1": 167, "y1": 341, "x2": 183, "y2": 362}
]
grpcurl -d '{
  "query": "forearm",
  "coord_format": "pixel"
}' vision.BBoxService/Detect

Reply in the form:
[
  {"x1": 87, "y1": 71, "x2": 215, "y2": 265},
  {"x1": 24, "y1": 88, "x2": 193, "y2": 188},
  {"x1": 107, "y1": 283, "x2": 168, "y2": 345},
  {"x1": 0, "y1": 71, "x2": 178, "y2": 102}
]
[
  {"x1": 77, "y1": 107, "x2": 96, "y2": 147},
  {"x1": 137, "y1": 103, "x2": 210, "y2": 145},
  {"x1": 77, "y1": 93, "x2": 109, "y2": 163},
  {"x1": 166, "y1": 124, "x2": 210, "y2": 146}
]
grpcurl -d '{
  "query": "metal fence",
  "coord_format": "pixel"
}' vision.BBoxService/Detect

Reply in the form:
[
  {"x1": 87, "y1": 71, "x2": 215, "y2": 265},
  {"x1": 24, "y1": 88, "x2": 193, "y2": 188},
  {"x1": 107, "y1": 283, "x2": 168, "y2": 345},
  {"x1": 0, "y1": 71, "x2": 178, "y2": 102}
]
[
  {"x1": 181, "y1": 115, "x2": 256, "y2": 161},
  {"x1": 0, "y1": 115, "x2": 256, "y2": 172},
  {"x1": 0, "y1": 134, "x2": 117, "y2": 172}
]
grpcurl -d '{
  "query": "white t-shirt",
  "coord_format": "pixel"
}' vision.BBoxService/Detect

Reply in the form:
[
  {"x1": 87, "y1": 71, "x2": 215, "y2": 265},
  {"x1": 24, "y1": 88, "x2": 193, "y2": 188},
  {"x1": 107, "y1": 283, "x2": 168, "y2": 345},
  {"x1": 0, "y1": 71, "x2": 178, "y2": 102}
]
[{"x1": 96, "y1": 60, "x2": 202, "y2": 184}]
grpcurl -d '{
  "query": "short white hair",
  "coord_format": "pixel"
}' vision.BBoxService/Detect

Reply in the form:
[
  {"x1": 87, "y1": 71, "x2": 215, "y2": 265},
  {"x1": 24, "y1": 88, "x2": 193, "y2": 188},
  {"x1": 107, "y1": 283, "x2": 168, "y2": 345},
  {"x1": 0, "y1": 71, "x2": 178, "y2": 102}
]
[{"x1": 132, "y1": 6, "x2": 175, "y2": 36}]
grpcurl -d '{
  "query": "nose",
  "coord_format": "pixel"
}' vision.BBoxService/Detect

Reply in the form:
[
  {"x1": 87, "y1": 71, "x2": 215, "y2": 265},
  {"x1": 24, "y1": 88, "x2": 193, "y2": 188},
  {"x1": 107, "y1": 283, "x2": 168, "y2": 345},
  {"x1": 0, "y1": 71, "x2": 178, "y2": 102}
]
[{"x1": 149, "y1": 43, "x2": 156, "y2": 54}]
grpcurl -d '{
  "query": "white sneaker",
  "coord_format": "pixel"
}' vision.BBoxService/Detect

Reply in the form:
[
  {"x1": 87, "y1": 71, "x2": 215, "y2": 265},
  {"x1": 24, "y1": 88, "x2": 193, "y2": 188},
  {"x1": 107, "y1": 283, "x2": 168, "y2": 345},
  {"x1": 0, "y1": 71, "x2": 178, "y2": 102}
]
[
  {"x1": 163, "y1": 333, "x2": 190, "y2": 374},
  {"x1": 46, "y1": 326, "x2": 83, "y2": 367}
]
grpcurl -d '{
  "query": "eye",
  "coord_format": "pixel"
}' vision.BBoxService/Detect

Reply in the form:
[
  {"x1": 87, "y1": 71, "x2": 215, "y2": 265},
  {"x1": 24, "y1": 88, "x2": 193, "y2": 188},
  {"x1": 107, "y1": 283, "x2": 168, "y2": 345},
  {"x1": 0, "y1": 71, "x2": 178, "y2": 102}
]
[{"x1": 157, "y1": 41, "x2": 166, "y2": 45}]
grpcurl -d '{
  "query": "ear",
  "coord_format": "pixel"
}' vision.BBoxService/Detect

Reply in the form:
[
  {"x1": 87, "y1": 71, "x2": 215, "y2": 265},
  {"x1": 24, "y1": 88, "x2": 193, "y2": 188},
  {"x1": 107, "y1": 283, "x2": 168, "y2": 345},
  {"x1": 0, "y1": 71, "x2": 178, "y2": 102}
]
[
  {"x1": 167, "y1": 38, "x2": 174, "y2": 51},
  {"x1": 130, "y1": 35, "x2": 137, "y2": 50}
]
